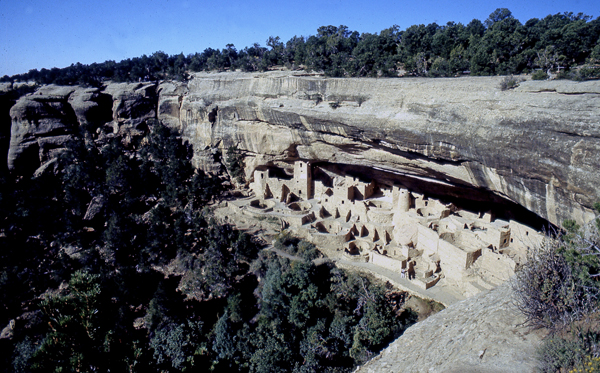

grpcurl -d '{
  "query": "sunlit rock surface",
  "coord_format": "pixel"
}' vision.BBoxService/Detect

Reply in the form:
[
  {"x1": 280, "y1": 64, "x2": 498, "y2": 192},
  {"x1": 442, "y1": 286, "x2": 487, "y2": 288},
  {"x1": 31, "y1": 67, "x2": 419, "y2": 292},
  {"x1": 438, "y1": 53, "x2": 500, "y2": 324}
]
[
  {"x1": 356, "y1": 280, "x2": 546, "y2": 373},
  {"x1": 4, "y1": 72, "x2": 600, "y2": 227},
  {"x1": 176, "y1": 72, "x2": 600, "y2": 227}
]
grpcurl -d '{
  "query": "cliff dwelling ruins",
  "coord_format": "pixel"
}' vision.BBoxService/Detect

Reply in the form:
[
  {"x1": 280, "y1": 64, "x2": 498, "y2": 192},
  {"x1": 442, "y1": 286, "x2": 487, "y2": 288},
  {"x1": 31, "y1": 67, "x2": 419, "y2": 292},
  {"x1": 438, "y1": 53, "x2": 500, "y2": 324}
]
[{"x1": 221, "y1": 160, "x2": 545, "y2": 299}]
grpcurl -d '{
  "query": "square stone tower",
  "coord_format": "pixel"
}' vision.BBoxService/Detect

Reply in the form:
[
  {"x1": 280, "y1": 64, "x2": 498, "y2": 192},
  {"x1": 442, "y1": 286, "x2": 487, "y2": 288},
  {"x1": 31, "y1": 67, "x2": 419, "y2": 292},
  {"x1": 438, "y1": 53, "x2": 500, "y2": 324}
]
[
  {"x1": 251, "y1": 169, "x2": 269, "y2": 199},
  {"x1": 293, "y1": 161, "x2": 313, "y2": 199}
]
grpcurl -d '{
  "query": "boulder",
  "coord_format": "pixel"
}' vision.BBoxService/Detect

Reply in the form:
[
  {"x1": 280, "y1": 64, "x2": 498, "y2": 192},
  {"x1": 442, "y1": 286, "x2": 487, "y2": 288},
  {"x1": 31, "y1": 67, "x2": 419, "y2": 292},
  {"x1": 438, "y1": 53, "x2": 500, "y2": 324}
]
[
  {"x1": 103, "y1": 82, "x2": 157, "y2": 133},
  {"x1": 68, "y1": 87, "x2": 113, "y2": 131},
  {"x1": 83, "y1": 195, "x2": 106, "y2": 221},
  {"x1": 157, "y1": 81, "x2": 188, "y2": 130},
  {"x1": 0, "y1": 83, "x2": 38, "y2": 175}
]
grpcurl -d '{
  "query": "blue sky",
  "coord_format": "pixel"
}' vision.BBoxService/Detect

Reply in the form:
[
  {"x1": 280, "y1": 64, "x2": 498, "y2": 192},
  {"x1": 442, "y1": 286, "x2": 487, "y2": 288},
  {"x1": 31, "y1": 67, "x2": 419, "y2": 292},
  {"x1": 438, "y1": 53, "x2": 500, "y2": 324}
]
[{"x1": 1, "y1": 0, "x2": 598, "y2": 76}]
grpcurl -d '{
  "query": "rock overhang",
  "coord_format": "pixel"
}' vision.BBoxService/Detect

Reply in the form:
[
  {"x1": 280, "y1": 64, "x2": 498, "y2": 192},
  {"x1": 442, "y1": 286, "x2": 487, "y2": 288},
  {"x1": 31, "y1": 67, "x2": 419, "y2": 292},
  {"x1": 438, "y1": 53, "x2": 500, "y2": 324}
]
[
  {"x1": 4, "y1": 71, "x2": 599, "y2": 227},
  {"x1": 175, "y1": 72, "x2": 600, "y2": 227}
]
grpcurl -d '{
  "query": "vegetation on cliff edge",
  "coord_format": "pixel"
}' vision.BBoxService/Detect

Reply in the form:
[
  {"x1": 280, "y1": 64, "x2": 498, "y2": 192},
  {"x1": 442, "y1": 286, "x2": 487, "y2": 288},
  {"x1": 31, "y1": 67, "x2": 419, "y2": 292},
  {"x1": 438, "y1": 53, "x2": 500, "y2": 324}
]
[
  {"x1": 514, "y1": 203, "x2": 600, "y2": 372},
  {"x1": 2, "y1": 8, "x2": 600, "y2": 85}
]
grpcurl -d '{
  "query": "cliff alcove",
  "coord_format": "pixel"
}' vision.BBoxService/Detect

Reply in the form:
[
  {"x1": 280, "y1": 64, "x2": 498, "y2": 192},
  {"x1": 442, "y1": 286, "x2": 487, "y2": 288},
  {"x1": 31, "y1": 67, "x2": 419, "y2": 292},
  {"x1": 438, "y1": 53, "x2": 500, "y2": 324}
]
[
  {"x1": 3, "y1": 72, "x2": 599, "y2": 230},
  {"x1": 309, "y1": 161, "x2": 551, "y2": 230}
]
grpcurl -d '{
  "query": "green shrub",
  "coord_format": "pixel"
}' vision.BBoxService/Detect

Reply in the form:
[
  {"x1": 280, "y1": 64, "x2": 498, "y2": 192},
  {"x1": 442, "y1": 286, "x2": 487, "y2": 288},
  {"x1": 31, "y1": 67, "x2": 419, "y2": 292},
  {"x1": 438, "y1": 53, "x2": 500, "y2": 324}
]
[
  {"x1": 499, "y1": 75, "x2": 520, "y2": 90},
  {"x1": 556, "y1": 67, "x2": 600, "y2": 81},
  {"x1": 226, "y1": 145, "x2": 245, "y2": 184},
  {"x1": 272, "y1": 232, "x2": 319, "y2": 261},
  {"x1": 297, "y1": 240, "x2": 319, "y2": 261},
  {"x1": 514, "y1": 207, "x2": 600, "y2": 331},
  {"x1": 514, "y1": 205, "x2": 600, "y2": 371},
  {"x1": 514, "y1": 237, "x2": 582, "y2": 329},
  {"x1": 537, "y1": 325, "x2": 600, "y2": 373},
  {"x1": 273, "y1": 230, "x2": 300, "y2": 253},
  {"x1": 538, "y1": 333, "x2": 585, "y2": 372},
  {"x1": 578, "y1": 67, "x2": 600, "y2": 80},
  {"x1": 514, "y1": 237, "x2": 600, "y2": 330},
  {"x1": 150, "y1": 320, "x2": 204, "y2": 370},
  {"x1": 532, "y1": 70, "x2": 548, "y2": 80},
  {"x1": 556, "y1": 70, "x2": 573, "y2": 80},
  {"x1": 12, "y1": 336, "x2": 38, "y2": 372},
  {"x1": 571, "y1": 356, "x2": 600, "y2": 372},
  {"x1": 429, "y1": 57, "x2": 450, "y2": 77}
]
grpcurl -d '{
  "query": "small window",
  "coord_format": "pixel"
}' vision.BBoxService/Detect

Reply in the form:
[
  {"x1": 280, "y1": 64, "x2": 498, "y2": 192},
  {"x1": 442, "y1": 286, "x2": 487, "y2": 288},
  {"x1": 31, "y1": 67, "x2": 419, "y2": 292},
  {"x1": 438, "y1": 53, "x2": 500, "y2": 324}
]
[
  {"x1": 261, "y1": 174, "x2": 264, "y2": 179},
  {"x1": 342, "y1": 200, "x2": 344, "y2": 204}
]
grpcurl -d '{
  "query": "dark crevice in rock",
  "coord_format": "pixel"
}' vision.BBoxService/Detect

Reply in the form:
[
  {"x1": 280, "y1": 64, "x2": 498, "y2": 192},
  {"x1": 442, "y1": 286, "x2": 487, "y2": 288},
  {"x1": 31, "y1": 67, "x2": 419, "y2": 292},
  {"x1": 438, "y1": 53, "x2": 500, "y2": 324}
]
[
  {"x1": 370, "y1": 140, "x2": 465, "y2": 166},
  {"x1": 33, "y1": 127, "x2": 74, "y2": 138},
  {"x1": 554, "y1": 130, "x2": 600, "y2": 139},
  {"x1": 559, "y1": 92, "x2": 600, "y2": 96},
  {"x1": 208, "y1": 107, "x2": 218, "y2": 124},
  {"x1": 89, "y1": 93, "x2": 114, "y2": 128},
  {"x1": 11, "y1": 141, "x2": 41, "y2": 175}
]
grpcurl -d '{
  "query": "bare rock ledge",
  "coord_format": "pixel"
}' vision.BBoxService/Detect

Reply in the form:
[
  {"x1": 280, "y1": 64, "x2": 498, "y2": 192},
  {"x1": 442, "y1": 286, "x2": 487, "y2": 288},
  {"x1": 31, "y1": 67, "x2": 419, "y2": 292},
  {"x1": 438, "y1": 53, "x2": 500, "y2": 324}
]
[{"x1": 356, "y1": 280, "x2": 546, "y2": 373}]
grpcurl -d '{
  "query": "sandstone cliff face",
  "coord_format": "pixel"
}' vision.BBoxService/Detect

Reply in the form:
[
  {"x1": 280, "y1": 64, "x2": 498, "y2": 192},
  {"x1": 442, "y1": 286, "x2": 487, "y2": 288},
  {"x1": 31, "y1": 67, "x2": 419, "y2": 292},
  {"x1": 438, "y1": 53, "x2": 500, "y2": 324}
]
[
  {"x1": 8, "y1": 85, "x2": 79, "y2": 174},
  {"x1": 4, "y1": 72, "x2": 600, "y2": 227},
  {"x1": 356, "y1": 280, "x2": 546, "y2": 373},
  {"x1": 0, "y1": 82, "x2": 38, "y2": 175},
  {"x1": 172, "y1": 72, "x2": 600, "y2": 227},
  {"x1": 6, "y1": 83, "x2": 155, "y2": 174}
]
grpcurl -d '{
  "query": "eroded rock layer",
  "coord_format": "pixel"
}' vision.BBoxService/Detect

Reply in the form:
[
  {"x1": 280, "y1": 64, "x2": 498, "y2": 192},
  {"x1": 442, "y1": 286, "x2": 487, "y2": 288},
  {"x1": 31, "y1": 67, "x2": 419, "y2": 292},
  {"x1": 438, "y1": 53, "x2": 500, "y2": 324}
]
[{"x1": 4, "y1": 72, "x2": 600, "y2": 226}]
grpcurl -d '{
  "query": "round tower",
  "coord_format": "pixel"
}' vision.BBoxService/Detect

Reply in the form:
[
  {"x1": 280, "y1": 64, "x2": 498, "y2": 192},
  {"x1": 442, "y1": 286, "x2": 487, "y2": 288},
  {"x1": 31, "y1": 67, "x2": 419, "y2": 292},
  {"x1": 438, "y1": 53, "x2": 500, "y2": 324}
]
[{"x1": 398, "y1": 188, "x2": 411, "y2": 212}]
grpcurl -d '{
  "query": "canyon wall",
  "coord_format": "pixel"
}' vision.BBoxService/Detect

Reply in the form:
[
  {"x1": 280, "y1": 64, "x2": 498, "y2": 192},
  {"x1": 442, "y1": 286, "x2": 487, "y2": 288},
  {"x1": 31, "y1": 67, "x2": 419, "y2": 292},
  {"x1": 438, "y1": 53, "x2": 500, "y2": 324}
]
[{"x1": 3, "y1": 71, "x2": 600, "y2": 226}]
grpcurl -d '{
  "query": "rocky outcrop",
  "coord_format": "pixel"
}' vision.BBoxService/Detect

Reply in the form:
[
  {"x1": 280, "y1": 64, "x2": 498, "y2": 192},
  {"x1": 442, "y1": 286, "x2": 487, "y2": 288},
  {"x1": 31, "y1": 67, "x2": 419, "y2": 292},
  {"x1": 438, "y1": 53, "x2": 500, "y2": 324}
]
[
  {"x1": 356, "y1": 280, "x2": 546, "y2": 373},
  {"x1": 8, "y1": 85, "x2": 79, "y2": 173},
  {"x1": 103, "y1": 82, "x2": 157, "y2": 134},
  {"x1": 6, "y1": 82, "x2": 155, "y2": 174},
  {"x1": 0, "y1": 82, "x2": 38, "y2": 176},
  {"x1": 157, "y1": 81, "x2": 188, "y2": 130},
  {"x1": 5, "y1": 72, "x2": 600, "y2": 226}
]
